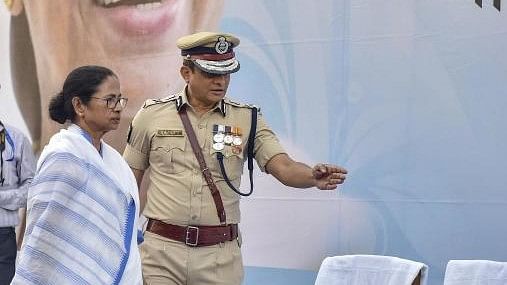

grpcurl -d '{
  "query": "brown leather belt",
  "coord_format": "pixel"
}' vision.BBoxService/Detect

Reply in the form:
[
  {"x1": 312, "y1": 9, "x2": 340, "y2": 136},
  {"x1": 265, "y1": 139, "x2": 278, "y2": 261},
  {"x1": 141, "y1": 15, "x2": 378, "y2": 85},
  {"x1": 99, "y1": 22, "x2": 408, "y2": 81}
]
[{"x1": 146, "y1": 219, "x2": 238, "y2": 247}]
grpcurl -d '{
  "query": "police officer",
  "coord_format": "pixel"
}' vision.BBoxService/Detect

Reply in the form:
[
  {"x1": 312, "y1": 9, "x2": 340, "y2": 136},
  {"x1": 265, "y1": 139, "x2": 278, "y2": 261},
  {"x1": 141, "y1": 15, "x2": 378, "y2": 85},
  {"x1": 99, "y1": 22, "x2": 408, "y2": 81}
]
[
  {"x1": 0, "y1": 105, "x2": 36, "y2": 284},
  {"x1": 123, "y1": 32, "x2": 348, "y2": 285}
]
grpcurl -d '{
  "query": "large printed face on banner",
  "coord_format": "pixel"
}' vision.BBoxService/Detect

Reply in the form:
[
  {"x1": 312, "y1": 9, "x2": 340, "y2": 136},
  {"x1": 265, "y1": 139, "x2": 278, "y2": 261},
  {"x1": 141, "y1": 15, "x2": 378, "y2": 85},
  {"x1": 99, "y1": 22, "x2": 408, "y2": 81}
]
[{"x1": 8, "y1": 0, "x2": 223, "y2": 151}]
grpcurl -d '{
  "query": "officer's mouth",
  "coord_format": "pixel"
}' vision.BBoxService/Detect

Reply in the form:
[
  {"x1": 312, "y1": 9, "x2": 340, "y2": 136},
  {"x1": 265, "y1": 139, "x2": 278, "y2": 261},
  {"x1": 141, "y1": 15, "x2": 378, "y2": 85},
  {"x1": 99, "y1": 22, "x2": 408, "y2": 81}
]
[
  {"x1": 210, "y1": 89, "x2": 226, "y2": 96},
  {"x1": 93, "y1": 0, "x2": 180, "y2": 37}
]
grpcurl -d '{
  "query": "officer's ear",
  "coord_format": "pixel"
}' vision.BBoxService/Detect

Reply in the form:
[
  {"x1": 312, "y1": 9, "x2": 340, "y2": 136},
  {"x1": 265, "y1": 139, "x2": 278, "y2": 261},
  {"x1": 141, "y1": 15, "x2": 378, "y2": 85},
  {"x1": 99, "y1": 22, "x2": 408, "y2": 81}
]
[
  {"x1": 5, "y1": 0, "x2": 23, "y2": 16},
  {"x1": 180, "y1": 66, "x2": 192, "y2": 83}
]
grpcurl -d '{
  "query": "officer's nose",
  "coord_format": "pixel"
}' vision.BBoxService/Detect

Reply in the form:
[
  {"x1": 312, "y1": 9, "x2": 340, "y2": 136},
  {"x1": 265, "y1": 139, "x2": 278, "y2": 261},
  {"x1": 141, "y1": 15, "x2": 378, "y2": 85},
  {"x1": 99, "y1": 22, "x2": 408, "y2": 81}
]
[{"x1": 213, "y1": 74, "x2": 227, "y2": 85}]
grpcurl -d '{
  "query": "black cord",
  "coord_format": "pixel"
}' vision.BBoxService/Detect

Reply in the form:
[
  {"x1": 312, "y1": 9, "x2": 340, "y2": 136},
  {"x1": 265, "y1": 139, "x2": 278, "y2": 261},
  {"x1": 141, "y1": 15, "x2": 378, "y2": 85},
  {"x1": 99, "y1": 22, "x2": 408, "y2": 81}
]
[
  {"x1": 217, "y1": 152, "x2": 253, "y2": 196},
  {"x1": 216, "y1": 107, "x2": 257, "y2": 196}
]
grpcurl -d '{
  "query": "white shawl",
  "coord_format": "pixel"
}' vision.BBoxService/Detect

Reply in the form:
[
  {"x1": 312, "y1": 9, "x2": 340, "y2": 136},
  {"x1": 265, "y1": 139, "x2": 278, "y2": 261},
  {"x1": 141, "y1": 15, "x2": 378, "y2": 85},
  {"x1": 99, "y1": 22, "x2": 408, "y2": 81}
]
[{"x1": 12, "y1": 125, "x2": 142, "y2": 285}]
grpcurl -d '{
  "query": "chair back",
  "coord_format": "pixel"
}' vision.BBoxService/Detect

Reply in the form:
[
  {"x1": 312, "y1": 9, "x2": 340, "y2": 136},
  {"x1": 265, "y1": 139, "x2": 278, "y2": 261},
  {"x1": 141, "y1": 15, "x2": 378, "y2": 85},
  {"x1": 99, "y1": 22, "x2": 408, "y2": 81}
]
[
  {"x1": 444, "y1": 260, "x2": 507, "y2": 285},
  {"x1": 314, "y1": 255, "x2": 428, "y2": 285}
]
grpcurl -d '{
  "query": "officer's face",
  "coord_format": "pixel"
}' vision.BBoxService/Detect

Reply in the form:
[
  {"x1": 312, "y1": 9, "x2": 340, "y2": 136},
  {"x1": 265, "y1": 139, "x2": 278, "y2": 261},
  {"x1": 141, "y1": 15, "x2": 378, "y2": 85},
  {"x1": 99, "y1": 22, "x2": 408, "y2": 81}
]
[
  {"x1": 78, "y1": 76, "x2": 124, "y2": 135},
  {"x1": 186, "y1": 68, "x2": 231, "y2": 106}
]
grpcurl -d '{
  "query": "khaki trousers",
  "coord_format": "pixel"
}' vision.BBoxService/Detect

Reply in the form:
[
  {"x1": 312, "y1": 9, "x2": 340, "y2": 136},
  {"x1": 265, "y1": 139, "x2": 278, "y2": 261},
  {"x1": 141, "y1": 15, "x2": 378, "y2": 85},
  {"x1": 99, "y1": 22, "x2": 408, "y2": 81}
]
[{"x1": 141, "y1": 231, "x2": 244, "y2": 285}]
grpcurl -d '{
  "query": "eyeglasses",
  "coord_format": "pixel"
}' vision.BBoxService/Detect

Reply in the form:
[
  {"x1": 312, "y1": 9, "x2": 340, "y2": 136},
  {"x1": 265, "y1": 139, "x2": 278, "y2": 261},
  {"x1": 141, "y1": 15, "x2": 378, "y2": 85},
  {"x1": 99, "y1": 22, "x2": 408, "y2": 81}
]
[{"x1": 90, "y1": 96, "x2": 128, "y2": 109}]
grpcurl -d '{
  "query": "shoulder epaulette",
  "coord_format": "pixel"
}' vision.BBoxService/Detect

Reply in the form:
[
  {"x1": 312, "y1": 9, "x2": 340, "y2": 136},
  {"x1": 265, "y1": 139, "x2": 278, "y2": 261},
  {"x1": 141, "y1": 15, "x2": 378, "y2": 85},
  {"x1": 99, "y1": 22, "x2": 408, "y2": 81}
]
[
  {"x1": 142, "y1": 95, "x2": 178, "y2": 109},
  {"x1": 224, "y1": 98, "x2": 258, "y2": 110}
]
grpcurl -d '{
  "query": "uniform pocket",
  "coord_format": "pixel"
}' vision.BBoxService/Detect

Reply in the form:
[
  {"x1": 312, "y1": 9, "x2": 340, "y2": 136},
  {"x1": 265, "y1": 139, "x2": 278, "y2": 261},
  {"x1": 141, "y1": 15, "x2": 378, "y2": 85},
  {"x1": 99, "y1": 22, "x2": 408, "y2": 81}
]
[
  {"x1": 150, "y1": 136, "x2": 187, "y2": 174},
  {"x1": 215, "y1": 240, "x2": 244, "y2": 284},
  {"x1": 210, "y1": 147, "x2": 245, "y2": 181}
]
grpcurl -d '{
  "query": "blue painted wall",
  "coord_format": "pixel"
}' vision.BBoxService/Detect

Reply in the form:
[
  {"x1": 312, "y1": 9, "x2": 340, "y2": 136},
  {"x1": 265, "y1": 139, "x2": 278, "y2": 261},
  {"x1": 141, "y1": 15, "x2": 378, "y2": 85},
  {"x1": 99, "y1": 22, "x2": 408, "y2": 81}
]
[{"x1": 223, "y1": 1, "x2": 507, "y2": 284}]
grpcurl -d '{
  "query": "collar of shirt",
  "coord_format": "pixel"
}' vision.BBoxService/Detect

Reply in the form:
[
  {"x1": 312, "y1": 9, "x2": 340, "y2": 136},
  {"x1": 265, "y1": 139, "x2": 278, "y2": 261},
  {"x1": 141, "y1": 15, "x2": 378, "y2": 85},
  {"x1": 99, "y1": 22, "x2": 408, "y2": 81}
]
[
  {"x1": 68, "y1": 124, "x2": 103, "y2": 157},
  {"x1": 175, "y1": 87, "x2": 227, "y2": 117}
]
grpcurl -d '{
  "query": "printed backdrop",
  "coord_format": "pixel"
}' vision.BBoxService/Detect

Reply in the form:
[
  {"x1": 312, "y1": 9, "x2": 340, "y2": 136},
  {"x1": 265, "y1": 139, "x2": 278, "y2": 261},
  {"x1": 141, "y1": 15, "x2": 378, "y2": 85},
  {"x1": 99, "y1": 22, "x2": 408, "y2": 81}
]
[{"x1": 1, "y1": 1, "x2": 507, "y2": 284}]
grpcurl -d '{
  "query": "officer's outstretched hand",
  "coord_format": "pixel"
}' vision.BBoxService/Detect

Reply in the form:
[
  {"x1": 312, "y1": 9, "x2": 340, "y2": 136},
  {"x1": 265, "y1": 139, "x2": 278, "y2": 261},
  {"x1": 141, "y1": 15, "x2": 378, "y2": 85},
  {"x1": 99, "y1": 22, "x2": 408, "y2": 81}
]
[{"x1": 312, "y1": 163, "x2": 347, "y2": 190}]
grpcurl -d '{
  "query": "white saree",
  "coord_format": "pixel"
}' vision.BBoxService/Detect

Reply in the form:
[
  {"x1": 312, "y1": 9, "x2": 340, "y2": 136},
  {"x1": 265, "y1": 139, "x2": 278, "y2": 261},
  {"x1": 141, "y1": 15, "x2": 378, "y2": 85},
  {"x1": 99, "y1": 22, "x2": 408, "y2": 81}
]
[{"x1": 11, "y1": 125, "x2": 142, "y2": 285}]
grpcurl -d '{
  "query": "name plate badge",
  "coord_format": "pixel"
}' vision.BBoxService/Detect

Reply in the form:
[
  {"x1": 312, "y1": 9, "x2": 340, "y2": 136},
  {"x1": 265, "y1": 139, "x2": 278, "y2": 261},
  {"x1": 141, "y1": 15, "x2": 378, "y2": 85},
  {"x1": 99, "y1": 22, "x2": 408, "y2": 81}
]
[{"x1": 157, "y1": 129, "x2": 184, "y2": 137}]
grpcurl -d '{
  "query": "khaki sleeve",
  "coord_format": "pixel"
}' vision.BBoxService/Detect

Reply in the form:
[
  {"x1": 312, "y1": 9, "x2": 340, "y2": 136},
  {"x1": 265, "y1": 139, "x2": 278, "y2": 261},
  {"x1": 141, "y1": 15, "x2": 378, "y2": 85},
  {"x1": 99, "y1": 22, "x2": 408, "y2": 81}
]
[
  {"x1": 253, "y1": 113, "x2": 286, "y2": 172},
  {"x1": 123, "y1": 108, "x2": 152, "y2": 170}
]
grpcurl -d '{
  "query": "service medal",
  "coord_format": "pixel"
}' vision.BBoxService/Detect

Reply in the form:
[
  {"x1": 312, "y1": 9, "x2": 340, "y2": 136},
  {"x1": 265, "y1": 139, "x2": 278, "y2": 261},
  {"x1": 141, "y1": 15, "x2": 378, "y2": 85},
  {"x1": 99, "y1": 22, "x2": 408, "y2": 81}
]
[
  {"x1": 212, "y1": 142, "x2": 225, "y2": 151},
  {"x1": 224, "y1": 135, "x2": 234, "y2": 145},
  {"x1": 213, "y1": 133, "x2": 225, "y2": 143},
  {"x1": 232, "y1": 145, "x2": 242, "y2": 154},
  {"x1": 232, "y1": 137, "x2": 242, "y2": 146}
]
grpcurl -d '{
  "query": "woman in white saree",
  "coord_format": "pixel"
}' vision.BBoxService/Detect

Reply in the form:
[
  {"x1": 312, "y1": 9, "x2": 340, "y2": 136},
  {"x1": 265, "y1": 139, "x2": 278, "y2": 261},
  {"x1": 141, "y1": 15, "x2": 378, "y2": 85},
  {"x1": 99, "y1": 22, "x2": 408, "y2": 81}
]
[{"x1": 11, "y1": 65, "x2": 142, "y2": 285}]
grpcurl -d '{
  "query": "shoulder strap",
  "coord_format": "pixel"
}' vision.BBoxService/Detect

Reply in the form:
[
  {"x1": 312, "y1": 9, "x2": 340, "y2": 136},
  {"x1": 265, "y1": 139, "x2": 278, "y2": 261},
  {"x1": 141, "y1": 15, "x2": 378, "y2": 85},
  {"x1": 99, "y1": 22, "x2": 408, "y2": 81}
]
[{"x1": 178, "y1": 107, "x2": 227, "y2": 224}]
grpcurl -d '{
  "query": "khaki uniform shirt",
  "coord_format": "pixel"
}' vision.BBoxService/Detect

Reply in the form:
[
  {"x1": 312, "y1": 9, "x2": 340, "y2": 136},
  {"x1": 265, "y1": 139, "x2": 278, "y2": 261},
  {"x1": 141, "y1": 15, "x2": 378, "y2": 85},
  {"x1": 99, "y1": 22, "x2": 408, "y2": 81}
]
[{"x1": 123, "y1": 89, "x2": 285, "y2": 226}]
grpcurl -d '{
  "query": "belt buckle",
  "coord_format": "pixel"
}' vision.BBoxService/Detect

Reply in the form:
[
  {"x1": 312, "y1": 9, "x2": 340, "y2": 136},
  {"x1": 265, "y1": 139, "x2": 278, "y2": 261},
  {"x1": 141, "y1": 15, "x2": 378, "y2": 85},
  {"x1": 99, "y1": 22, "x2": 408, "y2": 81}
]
[{"x1": 185, "y1": 226, "x2": 199, "y2": 246}]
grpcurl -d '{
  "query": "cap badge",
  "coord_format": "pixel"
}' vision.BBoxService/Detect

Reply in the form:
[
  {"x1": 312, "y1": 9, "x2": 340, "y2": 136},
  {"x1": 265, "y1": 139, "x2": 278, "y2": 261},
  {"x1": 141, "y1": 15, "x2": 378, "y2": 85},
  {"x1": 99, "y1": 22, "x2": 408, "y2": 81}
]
[{"x1": 215, "y1": 36, "x2": 229, "y2": 54}]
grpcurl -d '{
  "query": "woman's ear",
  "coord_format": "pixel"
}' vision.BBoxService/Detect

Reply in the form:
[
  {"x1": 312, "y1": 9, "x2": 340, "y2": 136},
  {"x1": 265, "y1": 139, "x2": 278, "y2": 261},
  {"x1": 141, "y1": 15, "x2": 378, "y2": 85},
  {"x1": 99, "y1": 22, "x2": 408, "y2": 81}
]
[
  {"x1": 5, "y1": 0, "x2": 24, "y2": 16},
  {"x1": 71, "y1": 96, "x2": 85, "y2": 118}
]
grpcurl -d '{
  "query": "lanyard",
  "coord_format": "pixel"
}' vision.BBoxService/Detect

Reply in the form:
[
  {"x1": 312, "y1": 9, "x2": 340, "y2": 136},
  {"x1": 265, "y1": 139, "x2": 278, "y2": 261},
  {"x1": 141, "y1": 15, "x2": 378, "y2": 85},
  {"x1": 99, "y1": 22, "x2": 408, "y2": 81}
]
[
  {"x1": 0, "y1": 122, "x2": 15, "y2": 161},
  {"x1": 216, "y1": 106, "x2": 257, "y2": 196},
  {"x1": 0, "y1": 121, "x2": 15, "y2": 186}
]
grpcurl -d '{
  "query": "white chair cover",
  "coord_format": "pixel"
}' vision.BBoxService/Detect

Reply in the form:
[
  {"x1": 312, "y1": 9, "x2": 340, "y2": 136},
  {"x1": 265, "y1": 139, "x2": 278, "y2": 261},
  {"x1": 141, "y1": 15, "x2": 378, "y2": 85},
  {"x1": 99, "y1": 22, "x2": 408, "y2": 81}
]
[
  {"x1": 444, "y1": 260, "x2": 507, "y2": 285},
  {"x1": 315, "y1": 255, "x2": 428, "y2": 285}
]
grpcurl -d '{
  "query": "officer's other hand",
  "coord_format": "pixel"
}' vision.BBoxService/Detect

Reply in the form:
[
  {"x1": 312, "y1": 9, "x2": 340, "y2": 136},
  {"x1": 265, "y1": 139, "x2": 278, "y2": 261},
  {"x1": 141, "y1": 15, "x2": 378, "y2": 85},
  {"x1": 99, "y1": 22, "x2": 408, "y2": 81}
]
[{"x1": 312, "y1": 163, "x2": 347, "y2": 190}]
